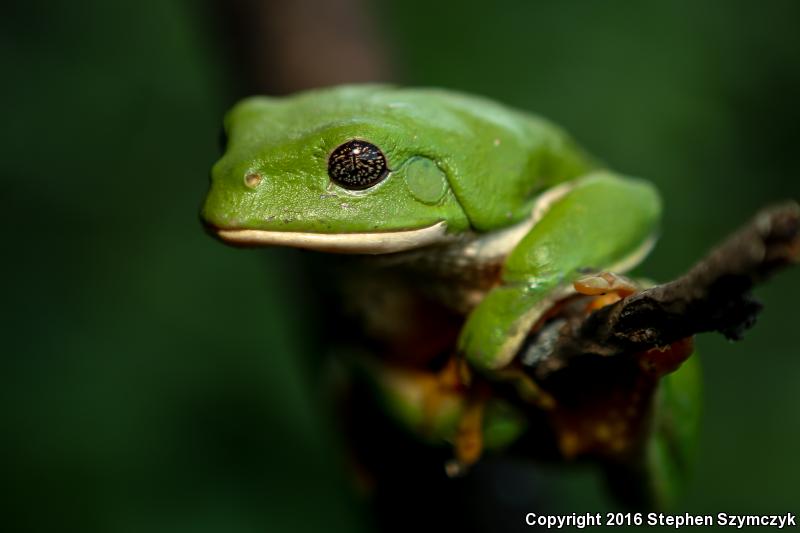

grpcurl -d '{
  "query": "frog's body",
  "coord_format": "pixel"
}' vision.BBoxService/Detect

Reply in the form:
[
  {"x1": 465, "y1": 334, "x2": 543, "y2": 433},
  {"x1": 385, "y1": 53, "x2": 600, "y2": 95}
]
[
  {"x1": 203, "y1": 85, "x2": 661, "y2": 372},
  {"x1": 202, "y1": 84, "x2": 695, "y2": 507}
]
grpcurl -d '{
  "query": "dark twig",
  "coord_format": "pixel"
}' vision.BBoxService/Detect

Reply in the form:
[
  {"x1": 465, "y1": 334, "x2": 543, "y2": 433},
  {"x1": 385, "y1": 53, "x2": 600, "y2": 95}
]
[{"x1": 536, "y1": 201, "x2": 800, "y2": 380}]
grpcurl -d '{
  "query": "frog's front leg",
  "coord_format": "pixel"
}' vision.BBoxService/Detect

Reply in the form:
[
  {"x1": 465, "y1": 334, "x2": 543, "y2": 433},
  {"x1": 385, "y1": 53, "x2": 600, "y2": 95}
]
[{"x1": 459, "y1": 172, "x2": 661, "y2": 371}]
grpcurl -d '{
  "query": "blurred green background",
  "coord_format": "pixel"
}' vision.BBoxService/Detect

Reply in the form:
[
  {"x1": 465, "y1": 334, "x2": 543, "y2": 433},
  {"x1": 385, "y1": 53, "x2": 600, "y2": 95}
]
[{"x1": 2, "y1": 1, "x2": 798, "y2": 531}]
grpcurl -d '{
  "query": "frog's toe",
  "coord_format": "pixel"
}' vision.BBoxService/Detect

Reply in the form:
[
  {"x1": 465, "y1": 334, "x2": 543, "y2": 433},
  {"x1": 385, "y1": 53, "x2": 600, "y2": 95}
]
[{"x1": 574, "y1": 271, "x2": 638, "y2": 297}]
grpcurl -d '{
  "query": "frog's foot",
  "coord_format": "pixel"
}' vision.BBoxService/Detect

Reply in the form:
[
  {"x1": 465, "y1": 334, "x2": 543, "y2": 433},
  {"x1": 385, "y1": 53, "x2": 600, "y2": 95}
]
[
  {"x1": 574, "y1": 271, "x2": 638, "y2": 297},
  {"x1": 445, "y1": 399, "x2": 485, "y2": 477},
  {"x1": 420, "y1": 356, "x2": 469, "y2": 426},
  {"x1": 362, "y1": 356, "x2": 466, "y2": 444}
]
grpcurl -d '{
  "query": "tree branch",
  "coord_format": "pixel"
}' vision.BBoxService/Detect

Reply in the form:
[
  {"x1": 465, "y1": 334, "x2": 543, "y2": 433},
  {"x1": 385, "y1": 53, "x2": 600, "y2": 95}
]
[{"x1": 535, "y1": 201, "x2": 800, "y2": 380}]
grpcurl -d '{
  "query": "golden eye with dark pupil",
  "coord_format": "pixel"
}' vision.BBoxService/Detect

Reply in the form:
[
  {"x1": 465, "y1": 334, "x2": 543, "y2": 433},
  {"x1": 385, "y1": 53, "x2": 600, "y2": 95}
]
[{"x1": 328, "y1": 140, "x2": 389, "y2": 190}]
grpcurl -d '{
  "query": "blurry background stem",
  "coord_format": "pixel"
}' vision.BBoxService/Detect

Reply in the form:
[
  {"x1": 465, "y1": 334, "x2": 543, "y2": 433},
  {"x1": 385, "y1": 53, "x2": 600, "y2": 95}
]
[{"x1": 219, "y1": 0, "x2": 392, "y2": 94}]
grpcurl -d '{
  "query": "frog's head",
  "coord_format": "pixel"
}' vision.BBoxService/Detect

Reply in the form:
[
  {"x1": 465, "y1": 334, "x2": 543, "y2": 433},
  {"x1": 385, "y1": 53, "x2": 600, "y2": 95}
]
[{"x1": 202, "y1": 85, "x2": 474, "y2": 254}]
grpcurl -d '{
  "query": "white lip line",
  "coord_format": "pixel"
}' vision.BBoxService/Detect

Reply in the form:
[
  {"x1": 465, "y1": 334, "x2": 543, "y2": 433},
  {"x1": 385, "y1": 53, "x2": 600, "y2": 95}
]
[{"x1": 216, "y1": 221, "x2": 452, "y2": 254}]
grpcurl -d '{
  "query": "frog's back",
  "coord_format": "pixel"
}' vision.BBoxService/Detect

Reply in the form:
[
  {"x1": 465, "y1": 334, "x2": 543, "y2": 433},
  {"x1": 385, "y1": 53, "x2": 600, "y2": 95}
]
[{"x1": 395, "y1": 88, "x2": 598, "y2": 226}]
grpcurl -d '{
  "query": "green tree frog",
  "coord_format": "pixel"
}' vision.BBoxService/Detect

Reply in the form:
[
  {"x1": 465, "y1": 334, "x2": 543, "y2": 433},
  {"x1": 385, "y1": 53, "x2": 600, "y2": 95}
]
[
  {"x1": 203, "y1": 84, "x2": 659, "y2": 369},
  {"x1": 202, "y1": 85, "x2": 692, "y2": 506}
]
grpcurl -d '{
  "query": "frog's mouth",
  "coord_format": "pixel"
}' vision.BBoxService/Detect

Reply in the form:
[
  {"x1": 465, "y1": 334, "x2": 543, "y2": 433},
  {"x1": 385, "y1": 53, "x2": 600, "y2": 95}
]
[{"x1": 212, "y1": 221, "x2": 451, "y2": 254}]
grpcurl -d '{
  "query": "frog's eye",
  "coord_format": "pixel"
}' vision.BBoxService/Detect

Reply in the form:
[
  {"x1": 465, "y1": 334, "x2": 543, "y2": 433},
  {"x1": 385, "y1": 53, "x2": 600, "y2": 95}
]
[{"x1": 328, "y1": 140, "x2": 389, "y2": 190}]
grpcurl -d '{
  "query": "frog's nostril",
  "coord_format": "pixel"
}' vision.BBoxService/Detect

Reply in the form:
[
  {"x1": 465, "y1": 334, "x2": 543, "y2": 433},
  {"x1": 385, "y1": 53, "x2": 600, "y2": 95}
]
[{"x1": 244, "y1": 172, "x2": 263, "y2": 188}]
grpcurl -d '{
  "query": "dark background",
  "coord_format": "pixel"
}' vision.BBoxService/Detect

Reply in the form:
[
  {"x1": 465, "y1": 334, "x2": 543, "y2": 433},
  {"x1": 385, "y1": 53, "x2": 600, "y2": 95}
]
[{"x1": 2, "y1": 1, "x2": 798, "y2": 531}]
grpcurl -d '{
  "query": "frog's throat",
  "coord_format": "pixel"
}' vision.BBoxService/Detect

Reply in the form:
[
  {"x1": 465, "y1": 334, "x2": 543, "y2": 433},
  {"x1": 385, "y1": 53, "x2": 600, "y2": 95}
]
[{"x1": 215, "y1": 221, "x2": 453, "y2": 254}]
